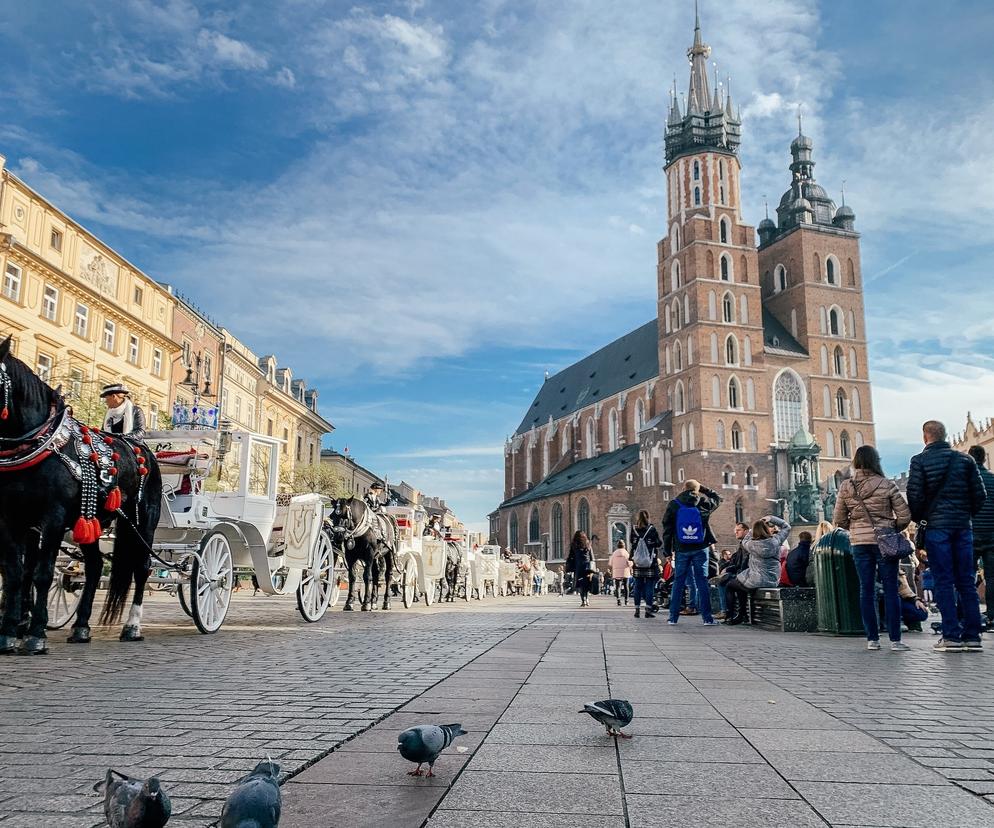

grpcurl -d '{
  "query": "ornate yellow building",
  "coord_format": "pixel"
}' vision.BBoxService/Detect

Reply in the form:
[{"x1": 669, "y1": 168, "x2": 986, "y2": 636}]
[{"x1": 0, "y1": 154, "x2": 177, "y2": 425}]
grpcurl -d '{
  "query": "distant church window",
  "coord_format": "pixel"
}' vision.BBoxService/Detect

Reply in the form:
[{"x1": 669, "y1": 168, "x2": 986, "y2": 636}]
[
  {"x1": 728, "y1": 378, "x2": 741, "y2": 409},
  {"x1": 722, "y1": 466, "x2": 734, "y2": 485},
  {"x1": 836, "y1": 389, "x2": 848, "y2": 419},
  {"x1": 719, "y1": 159, "x2": 725, "y2": 180},
  {"x1": 716, "y1": 420, "x2": 726, "y2": 449},
  {"x1": 694, "y1": 187, "x2": 701, "y2": 206},
  {"x1": 675, "y1": 341, "x2": 683, "y2": 371},
  {"x1": 826, "y1": 256, "x2": 838, "y2": 285},
  {"x1": 722, "y1": 293, "x2": 734, "y2": 323},
  {"x1": 829, "y1": 308, "x2": 843, "y2": 336},
  {"x1": 577, "y1": 498, "x2": 590, "y2": 536},
  {"x1": 725, "y1": 335, "x2": 738, "y2": 366},
  {"x1": 775, "y1": 264, "x2": 787, "y2": 293},
  {"x1": 675, "y1": 382, "x2": 686, "y2": 415},
  {"x1": 528, "y1": 507, "x2": 540, "y2": 542},
  {"x1": 834, "y1": 347, "x2": 844, "y2": 377},
  {"x1": 749, "y1": 423, "x2": 758, "y2": 451},
  {"x1": 720, "y1": 218, "x2": 728, "y2": 244},
  {"x1": 720, "y1": 256, "x2": 730, "y2": 281},
  {"x1": 719, "y1": 186, "x2": 725, "y2": 205},
  {"x1": 774, "y1": 370, "x2": 805, "y2": 444},
  {"x1": 839, "y1": 430, "x2": 851, "y2": 459},
  {"x1": 731, "y1": 423, "x2": 742, "y2": 451},
  {"x1": 735, "y1": 499, "x2": 745, "y2": 523},
  {"x1": 509, "y1": 513, "x2": 519, "y2": 551},
  {"x1": 671, "y1": 261, "x2": 681, "y2": 291},
  {"x1": 693, "y1": 160, "x2": 700, "y2": 181}
]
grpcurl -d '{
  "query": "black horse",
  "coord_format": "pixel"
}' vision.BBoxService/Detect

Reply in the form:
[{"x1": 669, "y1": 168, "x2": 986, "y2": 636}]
[
  {"x1": 0, "y1": 337, "x2": 162, "y2": 653},
  {"x1": 442, "y1": 542, "x2": 463, "y2": 602},
  {"x1": 326, "y1": 497, "x2": 395, "y2": 612}
]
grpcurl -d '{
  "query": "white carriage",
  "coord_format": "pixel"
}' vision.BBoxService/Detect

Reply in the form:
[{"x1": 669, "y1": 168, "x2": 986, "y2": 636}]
[
  {"x1": 46, "y1": 426, "x2": 341, "y2": 634},
  {"x1": 473, "y1": 545, "x2": 501, "y2": 597},
  {"x1": 386, "y1": 506, "x2": 448, "y2": 608}
]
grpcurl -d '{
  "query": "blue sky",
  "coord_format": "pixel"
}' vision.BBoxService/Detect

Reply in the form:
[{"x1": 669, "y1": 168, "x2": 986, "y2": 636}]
[{"x1": 2, "y1": 1, "x2": 993, "y2": 531}]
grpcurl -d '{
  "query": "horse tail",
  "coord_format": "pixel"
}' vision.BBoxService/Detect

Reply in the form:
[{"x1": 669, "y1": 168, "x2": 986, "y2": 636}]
[{"x1": 100, "y1": 524, "x2": 135, "y2": 626}]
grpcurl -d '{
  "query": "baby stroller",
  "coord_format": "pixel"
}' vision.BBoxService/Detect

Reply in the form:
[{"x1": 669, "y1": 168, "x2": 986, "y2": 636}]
[{"x1": 655, "y1": 558, "x2": 674, "y2": 609}]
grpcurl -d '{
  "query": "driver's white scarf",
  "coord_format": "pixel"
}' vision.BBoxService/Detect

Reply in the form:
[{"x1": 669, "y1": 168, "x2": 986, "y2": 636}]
[{"x1": 103, "y1": 399, "x2": 135, "y2": 434}]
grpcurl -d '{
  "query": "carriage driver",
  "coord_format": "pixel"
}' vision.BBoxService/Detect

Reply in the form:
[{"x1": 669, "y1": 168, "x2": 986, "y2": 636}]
[
  {"x1": 364, "y1": 481, "x2": 385, "y2": 513},
  {"x1": 100, "y1": 383, "x2": 146, "y2": 442}
]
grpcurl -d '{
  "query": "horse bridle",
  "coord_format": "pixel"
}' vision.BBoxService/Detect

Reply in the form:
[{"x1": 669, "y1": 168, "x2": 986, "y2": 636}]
[
  {"x1": 328, "y1": 498, "x2": 372, "y2": 550},
  {"x1": 0, "y1": 360, "x2": 73, "y2": 471}
]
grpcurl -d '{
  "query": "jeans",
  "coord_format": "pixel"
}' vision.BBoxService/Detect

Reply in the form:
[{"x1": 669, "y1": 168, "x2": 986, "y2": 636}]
[
  {"x1": 901, "y1": 597, "x2": 928, "y2": 626},
  {"x1": 926, "y1": 528, "x2": 983, "y2": 642},
  {"x1": 668, "y1": 549, "x2": 714, "y2": 623},
  {"x1": 717, "y1": 581, "x2": 727, "y2": 613},
  {"x1": 614, "y1": 578, "x2": 629, "y2": 603},
  {"x1": 632, "y1": 576, "x2": 653, "y2": 608},
  {"x1": 852, "y1": 544, "x2": 901, "y2": 643},
  {"x1": 977, "y1": 544, "x2": 994, "y2": 622}
]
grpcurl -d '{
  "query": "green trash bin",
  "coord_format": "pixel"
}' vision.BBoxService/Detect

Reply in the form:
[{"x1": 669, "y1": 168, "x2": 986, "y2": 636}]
[{"x1": 814, "y1": 528, "x2": 864, "y2": 636}]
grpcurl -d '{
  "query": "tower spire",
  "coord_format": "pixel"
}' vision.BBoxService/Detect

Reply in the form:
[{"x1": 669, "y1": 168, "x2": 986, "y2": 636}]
[{"x1": 687, "y1": 0, "x2": 711, "y2": 118}]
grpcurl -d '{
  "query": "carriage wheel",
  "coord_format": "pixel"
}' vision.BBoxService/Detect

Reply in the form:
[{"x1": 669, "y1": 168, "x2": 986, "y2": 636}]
[
  {"x1": 46, "y1": 569, "x2": 82, "y2": 630},
  {"x1": 177, "y1": 584, "x2": 193, "y2": 618},
  {"x1": 424, "y1": 576, "x2": 436, "y2": 607},
  {"x1": 297, "y1": 531, "x2": 334, "y2": 623},
  {"x1": 190, "y1": 532, "x2": 233, "y2": 634},
  {"x1": 401, "y1": 558, "x2": 417, "y2": 609}
]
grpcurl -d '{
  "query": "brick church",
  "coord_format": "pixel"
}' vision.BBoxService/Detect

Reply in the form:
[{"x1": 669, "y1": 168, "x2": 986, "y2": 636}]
[{"x1": 492, "y1": 9, "x2": 876, "y2": 562}]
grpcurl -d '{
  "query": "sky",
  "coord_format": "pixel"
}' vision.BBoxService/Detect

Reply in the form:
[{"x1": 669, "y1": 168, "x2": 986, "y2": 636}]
[{"x1": 2, "y1": 0, "x2": 993, "y2": 532}]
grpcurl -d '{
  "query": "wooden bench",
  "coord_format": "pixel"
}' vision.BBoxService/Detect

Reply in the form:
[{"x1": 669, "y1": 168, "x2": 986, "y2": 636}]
[{"x1": 751, "y1": 587, "x2": 817, "y2": 633}]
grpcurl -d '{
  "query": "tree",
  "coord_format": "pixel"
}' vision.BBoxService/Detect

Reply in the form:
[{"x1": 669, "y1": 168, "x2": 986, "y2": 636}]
[{"x1": 279, "y1": 460, "x2": 348, "y2": 498}]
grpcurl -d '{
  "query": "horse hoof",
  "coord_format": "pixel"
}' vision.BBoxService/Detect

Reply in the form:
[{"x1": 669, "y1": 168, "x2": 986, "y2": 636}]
[
  {"x1": 119, "y1": 625, "x2": 144, "y2": 642},
  {"x1": 67, "y1": 627, "x2": 92, "y2": 644},
  {"x1": 343, "y1": 604, "x2": 355, "y2": 612},
  {"x1": 19, "y1": 636, "x2": 48, "y2": 656},
  {"x1": 382, "y1": 603, "x2": 391, "y2": 611},
  {"x1": 361, "y1": 604, "x2": 372, "y2": 612}
]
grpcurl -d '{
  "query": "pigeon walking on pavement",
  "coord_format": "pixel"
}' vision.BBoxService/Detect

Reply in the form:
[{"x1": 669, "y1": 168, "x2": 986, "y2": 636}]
[
  {"x1": 579, "y1": 699, "x2": 634, "y2": 738},
  {"x1": 397, "y1": 723, "x2": 467, "y2": 777},
  {"x1": 100, "y1": 769, "x2": 172, "y2": 828},
  {"x1": 219, "y1": 759, "x2": 281, "y2": 828}
]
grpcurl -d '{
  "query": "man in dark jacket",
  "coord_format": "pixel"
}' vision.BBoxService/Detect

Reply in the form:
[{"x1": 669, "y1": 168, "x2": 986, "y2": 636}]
[
  {"x1": 907, "y1": 421, "x2": 986, "y2": 652},
  {"x1": 662, "y1": 480, "x2": 721, "y2": 625},
  {"x1": 968, "y1": 446, "x2": 994, "y2": 628},
  {"x1": 785, "y1": 531, "x2": 813, "y2": 587}
]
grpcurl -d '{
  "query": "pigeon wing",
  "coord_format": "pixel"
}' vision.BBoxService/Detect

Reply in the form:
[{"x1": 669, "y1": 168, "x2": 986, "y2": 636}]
[
  {"x1": 398, "y1": 725, "x2": 445, "y2": 764},
  {"x1": 602, "y1": 699, "x2": 633, "y2": 726},
  {"x1": 105, "y1": 776, "x2": 141, "y2": 828},
  {"x1": 220, "y1": 777, "x2": 281, "y2": 828}
]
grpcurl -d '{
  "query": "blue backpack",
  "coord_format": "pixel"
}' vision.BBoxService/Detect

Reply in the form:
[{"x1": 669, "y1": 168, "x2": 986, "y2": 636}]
[{"x1": 676, "y1": 502, "x2": 705, "y2": 547}]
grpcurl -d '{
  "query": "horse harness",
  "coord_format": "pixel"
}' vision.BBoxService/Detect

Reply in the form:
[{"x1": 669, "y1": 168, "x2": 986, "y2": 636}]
[{"x1": 330, "y1": 501, "x2": 397, "y2": 551}]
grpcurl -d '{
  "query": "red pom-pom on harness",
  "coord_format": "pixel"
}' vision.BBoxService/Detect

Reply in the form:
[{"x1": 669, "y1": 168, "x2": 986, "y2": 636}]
[
  {"x1": 0, "y1": 406, "x2": 8, "y2": 421},
  {"x1": 104, "y1": 487, "x2": 122, "y2": 512},
  {"x1": 138, "y1": 466, "x2": 148, "y2": 477},
  {"x1": 72, "y1": 516, "x2": 101, "y2": 545},
  {"x1": 104, "y1": 436, "x2": 114, "y2": 445},
  {"x1": 111, "y1": 452, "x2": 120, "y2": 461}
]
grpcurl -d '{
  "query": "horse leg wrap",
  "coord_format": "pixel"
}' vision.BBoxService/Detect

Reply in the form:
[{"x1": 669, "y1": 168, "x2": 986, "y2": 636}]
[
  {"x1": 120, "y1": 604, "x2": 144, "y2": 642},
  {"x1": 67, "y1": 626, "x2": 91, "y2": 644},
  {"x1": 19, "y1": 635, "x2": 48, "y2": 656}
]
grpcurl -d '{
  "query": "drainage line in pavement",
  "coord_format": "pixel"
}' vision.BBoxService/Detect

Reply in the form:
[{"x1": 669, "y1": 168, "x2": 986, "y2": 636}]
[{"x1": 602, "y1": 631, "x2": 633, "y2": 828}]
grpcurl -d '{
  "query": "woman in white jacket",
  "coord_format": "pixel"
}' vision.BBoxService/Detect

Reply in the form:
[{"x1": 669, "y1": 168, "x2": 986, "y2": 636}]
[{"x1": 724, "y1": 515, "x2": 791, "y2": 625}]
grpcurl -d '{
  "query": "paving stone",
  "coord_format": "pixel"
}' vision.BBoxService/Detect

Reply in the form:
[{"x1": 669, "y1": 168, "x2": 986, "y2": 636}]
[
  {"x1": 626, "y1": 793, "x2": 825, "y2": 827},
  {"x1": 469, "y1": 743, "x2": 617, "y2": 774},
  {"x1": 621, "y1": 759, "x2": 799, "y2": 798},
  {"x1": 739, "y1": 728, "x2": 892, "y2": 753},
  {"x1": 486, "y1": 722, "x2": 619, "y2": 747},
  {"x1": 443, "y1": 769, "x2": 623, "y2": 815},
  {"x1": 763, "y1": 749, "x2": 949, "y2": 785},
  {"x1": 617, "y1": 735, "x2": 764, "y2": 763},
  {"x1": 427, "y1": 812, "x2": 626, "y2": 828},
  {"x1": 282, "y1": 780, "x2": 441, "y2": 828}
]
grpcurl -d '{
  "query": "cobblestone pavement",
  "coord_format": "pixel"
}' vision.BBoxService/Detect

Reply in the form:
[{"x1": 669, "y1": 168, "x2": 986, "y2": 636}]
[{"x1": 2, "y1": 592, "x2": 992, "y2": 827}]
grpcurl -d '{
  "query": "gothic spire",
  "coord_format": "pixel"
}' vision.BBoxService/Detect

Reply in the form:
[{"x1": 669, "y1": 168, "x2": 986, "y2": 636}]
[{"x1": 687, "y1": 0, "x2": 711, "y2": 118}]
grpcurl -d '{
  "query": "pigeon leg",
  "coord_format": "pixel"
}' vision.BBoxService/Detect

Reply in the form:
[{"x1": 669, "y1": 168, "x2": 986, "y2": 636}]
[
  {"x1": 425, "y1": 765, "x2": 435, "y2": 778},
  {"x1": 617, "y1": 731, "x2": 633, "y2": 739},
  {"x1": 407, "y1": 765, "x2": 424, "y2": 777}
]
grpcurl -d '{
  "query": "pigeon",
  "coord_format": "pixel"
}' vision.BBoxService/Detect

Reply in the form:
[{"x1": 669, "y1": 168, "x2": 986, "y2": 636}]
[
  {"x1": 100, "y1": 769, "x2": 171, "y2": 828},
  {"x1": 579, "y1": 699, "x2": 634, "y2": 738},
  {"x1": 219, "y1": 759, "x2": 282, "y2": 828},
  {"x1": 397, "y1": 723, "x2": 467, "y2": 777}
]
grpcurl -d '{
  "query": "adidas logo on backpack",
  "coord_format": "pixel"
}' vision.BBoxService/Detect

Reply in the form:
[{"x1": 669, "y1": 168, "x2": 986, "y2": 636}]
[{"x1": 676, "y1": 502, "x2": 704, "y2": 546}]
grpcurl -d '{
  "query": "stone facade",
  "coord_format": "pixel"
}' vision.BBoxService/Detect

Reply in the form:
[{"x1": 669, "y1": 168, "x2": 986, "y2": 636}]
[
  {"x1": 495, "y1": 12, "x2": 876, "y2": 559},
  {"x1": 168, "y1": 292, "x2": 223, "y2": 419}
]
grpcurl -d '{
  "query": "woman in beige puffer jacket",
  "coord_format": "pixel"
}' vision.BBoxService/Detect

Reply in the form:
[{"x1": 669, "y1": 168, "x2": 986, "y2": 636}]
[{"x1": 833, "y1": 445, "x2": 912, "y2": 651}]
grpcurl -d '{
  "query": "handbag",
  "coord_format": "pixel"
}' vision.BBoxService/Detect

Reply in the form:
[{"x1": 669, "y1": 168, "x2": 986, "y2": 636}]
[
  {"x1": 588, "y1": 572, "x2": 601, "y2": 595},
  {"x1": 913, "y1": 456, "x2": 954, "y2": 550},
  {"x1": 850, "y1": 478, "x2": 914, "y2": 560}
]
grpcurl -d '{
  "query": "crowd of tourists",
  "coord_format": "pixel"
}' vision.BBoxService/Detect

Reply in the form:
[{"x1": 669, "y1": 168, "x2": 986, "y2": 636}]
[{"x1": 561, "y1": 420, "x2": 993, "y2": 653}]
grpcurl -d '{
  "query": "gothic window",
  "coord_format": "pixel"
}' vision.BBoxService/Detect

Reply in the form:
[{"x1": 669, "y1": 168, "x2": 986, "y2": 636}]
[
  {"x1": 586, "y1": 418, "x2": 596, "y2": 458},
  {"x1": 719, "y1": 159, "x2": 725, "y2": 180},
  {"x1": 509, "y1": 513, "x2": 519, "y2": 551},
  {"x1": 827, "y1": 429, "x2": 837, "y2": 457},
  {"x1": 664, "y1": 305, "x2": 671, "y2": 333},
  {"x1": 711, "y1": 374, "x2": 721, "y2": 406},
  {"x1": 684, "y1": 294, "x2": 690, "y2": 324},
  {"x1": 671, "y1": 260, "x2": 682, "y2": 292},
  {"x1": 744, "y1": 336, "x2": 752, "y2": 365},
  {"x1": 687, "y1": 336, "x2": 694, "y2": 364},
  {"x1": 710, "y1": 333, "x2": 719, "y2": 363},
  {"x1": 528, "y1": 507, "x2": 540, "y2": 542},
  {"x1": 735, "y1": 499, "x2": 745, "y2": 523},
  {"x1": 839, "y1": 430, "x2": 851, "y2": 459},
  {"x1": 694, "y1": 187, "x2": 701, "y2": 206},
  {"x1": 775, "y1": 264, "x2": 787, "y2": 293},
  {"x1": 673, "y1": 301, "x2": 682, "y2": 330},
  {"x1": 746, "y1": 466, "x2": 757, "y2": 486},
  {"x1": 551, "y1": 503, "x2": 563, "y2": 559},
  {"x1": 722, "y1": 465, "x2": 734, "y2": 485},
  {"x1": 725, "y1": 335, "x2": 738, "y2": 366},
  {"x1": 675, "y1": 341, "x2": 683, "y2": 371},
  {"x1": 577, "y1": 498, "x2": 590, "y2": 536},
  {"x1": 728, "y1": 377, "x2": 741, "y2": 409},
  {"x1": 665, "y1": 345, "x2": 671, "y2": 374},
  {"x1": 823, "y1": 385, "x2": 831, "y2": 417},
  {"x1": 731, "y1": 422, "x2": 742, "y2": 450},
  {"x1": 739, "y1": 294, "x2": 748, "y2": 323},
  {"x1": 671, "y1": 224, "x2": 680, "y2": 252},
  {"x1": 849, "y1": 348, "x2": 858, "y2": 377},
  {"x1": 836, "y1": 388, "x2": 848, "y2": 419},
  {"x1": 680, "y1": 424, "x2": 688, "y2": 452},
  {"x1": 773, "y1": 370, "x2": 806, "y2": 444},
  {"x1": 820, "y1": 306, "x2": 828, "y2": 334},
  {"x1": 708, "y1": 291, "x2": 717, "y2": 320},
  {"x1": 820, "y1": 345, "x2": 829, "y2": 374},
  {"x1": 852, "y1": 388, "x2": 862, "y2": 419},
  {"x1": 693, "y1": 160, "x2": 700, "y2": 181},
  {"x1": 829, "y1": 307, "x2": 843, "y2": 336},
  {"x1": 826, "y1": 256, "x2": 838, "y2": 285},
  {"x1": 720, "y1": 255, "x2": 731, "y2": 281},
  {"x1": 608, "y1": 409, "x2": 619, "y2": 452},
  {"x1": 848, "y1": 310, "x2": 856, "y2": 339},
  {"x1": 847, "y1": 258, "x2": 856, "y2": 286},
  {"x1": 675, "y1": 381, "x2": 686, "y2": 415},
  {"x1": 855, "y1": 431, "x2": 865, "y2": 448},
  {"x1": 749, "y1": 422, "x2": 758, "y2": 451},
  {"x1": 635, "y1": 398, "x2": 646, "y2": 434},
  {"x1": 720, "y1": 185, "x2": 725, "y2": 204},
  {"x1": 688, "y1": 422, "x2": 696, "y2": 449},
  {"x1": 722, "y1": 292, "x2": 734, "y2": 323},
  {"x1": 720, "y1": 217, "x2": 729, "y2": 244},
  {"x1": 716, "y1": 419, "x2": 726, "y2": 449},
  {"x1": 746, "y1": 378, "x2": 756, "y2": 410},
  {"x1": 834, "y1": 346, "x2": 845, "y2": 377}
]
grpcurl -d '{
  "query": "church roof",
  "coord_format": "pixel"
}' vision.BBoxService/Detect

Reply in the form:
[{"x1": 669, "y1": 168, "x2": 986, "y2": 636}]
[
  {"x1": 515, "y1": 319, "x2": 658, "y2": 436},
  {"x1": 762, "y1": 308, "x2": 808, "y2": 358},
  {"x1": 500, "y1": 444, "x2": 641, "y2": 508}
]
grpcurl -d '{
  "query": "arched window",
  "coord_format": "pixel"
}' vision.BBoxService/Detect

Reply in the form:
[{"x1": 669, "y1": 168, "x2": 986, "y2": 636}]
[
  {"x1": 678, "y1": 467, "x2": 685, "y2": 483},
  {"x1": 826, "y1": 256, "x2": 838, "y2": 285},
  {"x1": 722, "y1": 465, "x2": 734, "y2": 485},
  {"x1": 693, "y1": 160, "x2": 700, "y2": 181},
  {"x1": 823, "y1": 385, "x2": 831, "y2": 417},
  {"x1": 826, "y1": 429, "x2": 836, "y2": 457},
  {"x1": 739, "y1": 294, "x2": 748, "y2": 323},
  {"x1": 680, "y1": 424, "x2": 688, "y2": 452},
  {"x1": 829, "y1": 307, "x2": 843, "y2": 336},
  {"x1": 749, "y1": 422, "x2": 758, "y2": 451},
  {"x1": 716, "y1": 420, "x2": 726, "y2": 449},
  {"x1": 711, "y1": 374, "x2": 721, "y2": 406},
  {"x1": 728, "y1": 377, "x2": 741, "y2": 409},
  {"x1": 775, "y1": 264, "x2": 787, "y2": 293},
  {"x1": 731, "y1": 421, "x2": 742, "y2": 450},
  {"x1": 664, "y1": 305, "x2": 671, "y2": 334},
  {"x1": 725, "y1": 334, "x2": 738, "y2": 365},
  {"x1": 671, "y1": 260, "x2": 682, "y2": 292},
  {"x1": 673, "y1": 300, "x2": 682, "y2": 330},
  {"x1": 674, "y1": 341, "x2": 683, "y2": 371},
  {"x1": 577, "y1": 498, "x2": 590, "y2": 536},
  {"x1": 746, "y1": 378, "x2": 756, "y2": 410},
  {"x1": 635, "y1": 398, "x2": 646, "y2": 434},
  {"x1": 744, "y1": 336, "x2": 753, "y2": 366},
  {"x1": 710, "y1": 333, "x2": 719, "y2": 363},
  {"x1": 745, "y1": 466, "x2": 757, "y2": 486},
  {"x1": 688, "y1": 422, "x2": 696, "y2": 449},
  {"x1": 836, "y1": 388, "x2": 848, "y2": 419},
  {"x1": 585, "y1": 418, "x2": 596, "y2": 458},
  {"x1": 708, "y1": 290, "x2": 717, "y2": 320},
  {"x1": 694, "y1": 187, "x2": 701, "y2": 206},
  {"x1": 849, "y1": 348, "x2": 858, "y2": 378},
  {"x1": 551, "y1": 503, "x2": 563, "y2": 559},
  {"x1": 675, "y1": 381, "x2": 686, "y2": 415},
  {"x1": 687, "y1": 336, "x2": 694, "y2": 365},
  {"x1": 848, "y1": 310, "x2": 856, "y2": 339},
  {"x1": 671, "y1": 223, "x2": 680, "y2": 252},
  {"x1": 722, "y1": 292, "x2": 734, "y2": 323},
  {"x1": 820, "y1": 345, "x2": 829, "y2": 375},
  {"x1": 608, "y1": 409, "x2": 619, "y2": 452},
  {"x1": 839, "y1": 430, "x2": 851, "y2": 459},
  {"x1": 773, "y1": 370, "x2": 806, "y2": 444},
  {"x1": 720, "y1": 254, "x2": 731, "y2": 281},
  {"x1": 852, "y1": 388, "x2": 862, "y2": 419},
  {"x1": 735, "y1": 499, "x2": 745, "y2": 523},
  {"x1": 528, "y1": 507, "x2": 540, "y2": 542},
  {"x1": 720, "y1": 217, "x2": 729, "y2": 244},
  {"x1": 855, "y1": 431, "x2": 865, "y2": 448},
  {"x1": 665, "y1": 345, "x2": 671, "y2": 375},
  {"x1": 833, "y1": 346, "x2": 845, "y2": 377},
  {"x1": 509, "y1": 513, "x2": 519, "y2": 552},
  {"x1": 819, "y1": 306, "x2": 828, "y2": 334}
]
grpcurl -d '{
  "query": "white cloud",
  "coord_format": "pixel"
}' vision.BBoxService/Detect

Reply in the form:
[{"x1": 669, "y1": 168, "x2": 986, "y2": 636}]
[
  {"x1": 198, "y1": 30, "x2": 268, "y2": 71},
  {"x1": 389, "y1": 445, "x2": 504, "y2": 459},
  {"x1": 272, "y1": 66, "x2": 297, "y2": 88}
]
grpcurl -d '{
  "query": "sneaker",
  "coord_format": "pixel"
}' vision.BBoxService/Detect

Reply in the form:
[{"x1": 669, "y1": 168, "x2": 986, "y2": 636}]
[
  {"x1": 933, "y1": 638, "x2": 965, "y2": 652},
  {"x1": 963, "y1": 639, "x2": 983, "y2": 651},
  {"x1": 703, "y1": 619, "x2": 720, "y2": 626},
  {"x1": 644, "y1": 611, "x2": 657, "y2": 619},
  {"x1": 667, "y1": 619, "x2": 678, "y2": 625},
  {"x1": 890, "y1": 642, "x2": 911, "y2": 652},
  {"x1": 866, "y1": 640, "x2": 881, "y2": 651}
]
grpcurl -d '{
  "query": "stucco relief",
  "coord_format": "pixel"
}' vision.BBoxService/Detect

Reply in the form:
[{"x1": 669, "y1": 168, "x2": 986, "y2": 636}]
[{"x1": 77, "y1": 245, "x2": 119, "y2": 297}]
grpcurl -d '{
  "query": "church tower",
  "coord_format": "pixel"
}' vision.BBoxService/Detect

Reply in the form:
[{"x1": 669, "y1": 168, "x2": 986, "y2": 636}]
[{"x1": 658, "y1": 7, "x2": 770, "y2": 525}]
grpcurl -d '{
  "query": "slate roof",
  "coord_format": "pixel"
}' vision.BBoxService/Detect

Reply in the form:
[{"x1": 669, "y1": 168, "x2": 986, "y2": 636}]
[
  {"x1": 515, "y1": 320, "x2": 658, "y2": 435},
  {"x1": 762, "y1": 308, "x2": 808, "y2": 358},
  {"x1": 500, "y1": 444, "x2": 641, "y2": 509}
]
